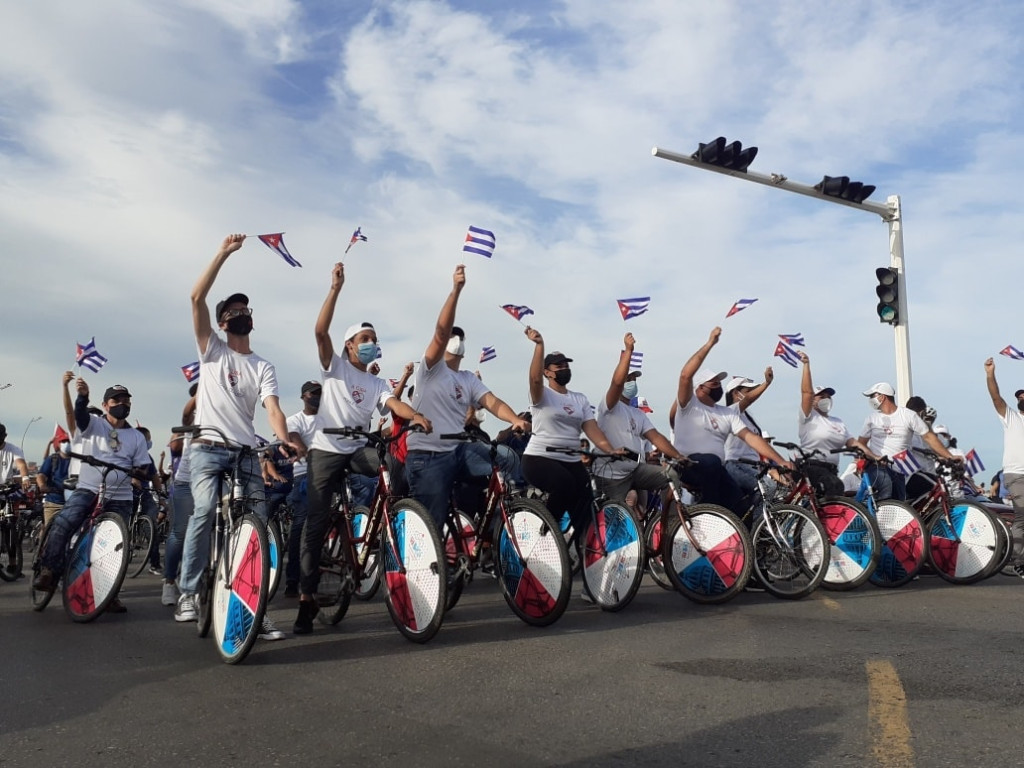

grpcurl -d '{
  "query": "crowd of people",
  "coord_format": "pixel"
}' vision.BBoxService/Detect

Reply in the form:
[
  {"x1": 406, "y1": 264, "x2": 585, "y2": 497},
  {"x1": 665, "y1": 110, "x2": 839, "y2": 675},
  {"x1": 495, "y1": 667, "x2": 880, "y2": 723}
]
[{"x1": 4, "y1": 233, "x2": 1024, "y2": 638}]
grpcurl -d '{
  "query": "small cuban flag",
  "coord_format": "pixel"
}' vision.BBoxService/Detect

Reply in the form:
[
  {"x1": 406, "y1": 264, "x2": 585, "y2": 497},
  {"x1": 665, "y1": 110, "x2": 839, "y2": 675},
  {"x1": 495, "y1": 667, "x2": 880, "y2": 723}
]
[
  {"x1": 480, "y1": 346, "x2": 497, "y2": 363},
  {"x1": 463, "y1": 226, "x2": 496, "y2": 258},
  {"x1": 890, "y1": 449, "x2": 923, "y2": 477},
  {"x1": 629, "y1": 351, "x2": 643, "y2": 373},
  {"x1": 181, "y1": 362, "x2": 200, "y2": 383},
  {"x1": 345, "y1": 227, "x2": 368, "y2": 254},
  {"x1": 75, "y1": 337, "x2": 108, "y2": 373},
  {"x1": 964, "y1": 448, "x2": 985, "y2": 477},
  {"x1": 617, "y1": 297, "x2": 651, "y2": 321},
  {"x1": 257, "y1": 233, "x2": 301, "y2": 267},
  {"x1": 1000, "y1": 345, "x2": 1024, "y2": 360},
  {"x1": 388, "y1": 378, "x2": 401, "y2": 390},
  {"x1": 726, "y1": 298, "x2": 758, "y2": 318},
  {"x1": 501, "y1": 304, "x2": 534, "y2": 321},
  {"x1": 773, "y1": 341, "x2": 801, "y2": 369},
  {"x1": 778, "y1": 333, "x2": 805, "y2": 347},
  {"x1": 631, "y1": 396, "x2": 653, "y2": 414}
]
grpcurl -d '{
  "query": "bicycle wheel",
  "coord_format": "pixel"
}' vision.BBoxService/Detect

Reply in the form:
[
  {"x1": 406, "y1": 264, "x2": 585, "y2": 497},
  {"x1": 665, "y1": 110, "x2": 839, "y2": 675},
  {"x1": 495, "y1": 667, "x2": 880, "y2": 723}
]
[
  {"x1": 927, "y1": 500, "x2": 999, "y2": 584},
  {"x1": 211, "y1": 513, "x2": 269, "y2": 664},
  {"x1": 196, "y1": 566, "x2": 213, "y2": 637},
  {"x1": 442, "y1": 509, "x2": 477, "y2": 612},
  {"x1": 317, "y1": 519, "x2": 352, "y2": 626},
  {"x1": 580, "y1": 501, "x2": 645, "y2": 612},
  {"x1": 817, "y1": 498, "x2": 881, "y2": 591},
  {"x1": 751, "y1": 504, "x2": 828, "y2": 600},
  {"x1": 30, "y1": 521, "x2": 57, "y2": 611},
  {"x1": 127, "y1": 514, "x2": 155, "y2": 579},
  {"x1": 63, "y1": 512, "x2": 129, "y2": 622},
  {"x1": 380, "y1": 499, "x2": 445, "y2": 643},
  {"x1": 663, "y1": 503, "x2": 752, "y2": 604},
  {"x1": 494, "y1": 498, "x2": 570, "y2": 626},
  {"x1": 266, "y1": 517, "x2": 283, "y2": 601},
  {"x1": 643, "y1": 515, "x2": 674, "y2": 591},
  {"x1": 352, "y1": 506, "x2": 381, "y2": 601},
  {"x1": 559, "y1": 511, "x2": 581, "y2": 576},
  {"x1": 868, "y1": 500, "x2": 927, "y2": 588}
]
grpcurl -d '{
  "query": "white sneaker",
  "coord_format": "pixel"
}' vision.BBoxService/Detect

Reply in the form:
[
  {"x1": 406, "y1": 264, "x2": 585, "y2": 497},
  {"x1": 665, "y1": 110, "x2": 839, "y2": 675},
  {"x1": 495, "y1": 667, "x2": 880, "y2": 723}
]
[
  {"x1": 175, "y1": 593, "x2": 198, "y2": 622},
  {"x1": 161, "y1": 582, "x2": 178, "y2": 607},
  {"x1": 259, "y1": 616, "x2": 286, "y2": 641}
]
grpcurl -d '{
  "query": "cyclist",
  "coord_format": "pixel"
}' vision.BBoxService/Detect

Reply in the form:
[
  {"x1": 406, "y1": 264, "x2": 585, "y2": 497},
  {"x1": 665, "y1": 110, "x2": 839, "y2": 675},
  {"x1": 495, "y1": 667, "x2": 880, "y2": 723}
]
[
  {"x1": 37, "y1": 431, "x2": 72, "y2": 526},
  {"x1": 404, "y1": 265, "x2": 528, "y2": 530},
  {"x1": 176, "y1": 234, "x2": 305, "y2": 642},
  {"x1": 722, "y1": 368, "x2": 774, "y2": 506},
  {"x1": 983, "y1": 357, "x2": 1024, "y2": 576},
  {"x1": 32, "y1": 382, "x2": 150, "y2": 613},
  {"x1": 280, "y1": 380, "x2": 320, "y2": 598},
  {"x1": 594, "y1": 333, "x2": 686, "y2": 505},
  {"x1": 161, "y1": 388, "x2": 197, "y2": 607},
  {"x1": 133, "y1": 425, "x2": 166, "y2": 575},
  {"x1": 294, "y1": 262, "x2": 431, "y2": 635},
  {"x1": 0, "y1": 423, "x2": 30, "y2": 492},
  {"x1": 796, "y1": 352, "x2": 878, "y2": 497}
]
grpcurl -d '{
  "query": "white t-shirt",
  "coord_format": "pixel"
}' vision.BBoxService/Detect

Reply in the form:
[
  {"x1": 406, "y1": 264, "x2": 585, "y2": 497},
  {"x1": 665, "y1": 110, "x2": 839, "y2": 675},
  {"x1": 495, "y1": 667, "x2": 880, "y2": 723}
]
[
  {"x1": 999, "y1": 406, "x2": 1024, "y2": 475},
  {"x1": 798, "y1": 408, "x2": 853, "y2": 465},
  {"x1": 311, "y1": 355, "x2": 392, "y2": 455},
  {"x1": 174, "y1": 438, "x2": 192, "y2": 485},
  {"x1": 859, "y1": 406, "x2": 929, "y2": 459},
  {"x1": 596, "y1": 399, "x2": 654, "y2": 479},
  {"x1": 195, "y1": 333, "x2": 279, "y2": 447},
  {"x1": 672, "y1": 396, "x2": 747, "y2": 460},
  {"x1": 524, "y1": 387, "x2": 595, "y2": 463},
  {"x1": 408, "y1": 358, "x2": 490, "y2": 453},
  {"x1": 724, "y1": 405, "x2": 760, "y2": 462},
  {"x1": 287, "y1": 410, "x2": 318, "y2": 477},
  {"x1": 0, "y1": 443, "x2": 25, "y2": 483},
  {"x1": 75, "y1": 415, "x2": 150, "y2": 501}
]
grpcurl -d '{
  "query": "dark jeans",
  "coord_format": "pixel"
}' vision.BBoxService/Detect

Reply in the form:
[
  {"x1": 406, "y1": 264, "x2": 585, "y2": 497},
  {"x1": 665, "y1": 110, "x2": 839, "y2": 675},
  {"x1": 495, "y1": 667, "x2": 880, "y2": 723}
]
[
  {"x1": 284, "y1": 476, "x2": 308, "y2": 588},
  {"x1": 677, "y1": 453, "x2": 744, "y2": 516},
  {"x1": 521, "y1": 455, "x2": 592, "y2": 541},
  {"x1": 866, "y1": 464, "x2": 907, "y2": 501},
  {"x1": 42, "y1": 490, "x2": 132, "y2": 574}
]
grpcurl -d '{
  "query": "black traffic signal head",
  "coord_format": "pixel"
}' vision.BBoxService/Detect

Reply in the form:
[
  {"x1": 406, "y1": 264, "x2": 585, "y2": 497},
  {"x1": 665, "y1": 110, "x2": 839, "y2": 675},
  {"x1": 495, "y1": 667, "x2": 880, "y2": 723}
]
[
  {"x1": 693, "y1": 137, "x2": 758, "y2": 173},
  {"x1": 875, "y1": 267, "x2": 899, "y2": 324},
  {"x1": 816, "y1": 175, "x2": 877, "y2": 204}
]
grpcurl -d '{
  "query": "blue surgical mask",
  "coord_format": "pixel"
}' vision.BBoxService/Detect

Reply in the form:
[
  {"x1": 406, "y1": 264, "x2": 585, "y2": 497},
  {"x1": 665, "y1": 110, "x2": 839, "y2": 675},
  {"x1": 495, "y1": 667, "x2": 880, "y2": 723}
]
[
  {"x1": 146, "y1": 440, "x2": 153, "y2": 450},
  {"x1": 357, "y1": 342, "x2": 378, "y2": 365},
  {"x1": 623, "y1": 381, "x2": 639, "y2": 400}
]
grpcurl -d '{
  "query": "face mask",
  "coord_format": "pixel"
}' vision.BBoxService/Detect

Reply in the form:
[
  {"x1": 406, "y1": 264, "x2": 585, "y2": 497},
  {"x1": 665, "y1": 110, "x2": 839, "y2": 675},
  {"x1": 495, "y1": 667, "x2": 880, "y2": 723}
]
[
  {"x1": 59, "y1": 441, "x2": 71, "y2": 454},
  {"x1": 938, "y1": 435, "x2": 950, "y2": 448},
  {"x1": 552, "y1": 369, "x2": 572, "y2": 386},
  {"x1": 446, "y1": 337, "x2": 465, "y2": 357},
  {"x1": 706, "y1": 386, "x2": 723, "y2": 403},
  {"x1": 109, "y1": 404, "x2": 130, "y2": 420},
  {"x1": 307, "y1": 396, "x2": 321, "y2": 410},
  {"x1": 622, "y1": 381, "x2": 639, "y2": 400},
  {"x1": 816, "y1": 397, "x2": 833, "y2": 414},
  {"x1": 1018, "y1": 399, "x2": 1024, "y2": 413},
  {"x1": 869, "y1": 395, "x2": 882, "y2": 411},
  {"x1": 146, "y1": 440, "x2": 153, "y2": 450},
  {"x1": 356, "y1": 342, "x2": 378, "y2": 365},
  {"x1": 226, "y1": 316, "x2": 253, "y2": 336}
]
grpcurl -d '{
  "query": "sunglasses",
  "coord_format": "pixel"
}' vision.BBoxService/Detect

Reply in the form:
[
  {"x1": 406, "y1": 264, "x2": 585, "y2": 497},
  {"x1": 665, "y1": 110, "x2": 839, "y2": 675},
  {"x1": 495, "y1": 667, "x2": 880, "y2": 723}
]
[
  {"x1": 222, "y1": 308, "x2": 253, "y2": 319},
  {"x1": 108, "y1": 429, "x2": 120, "y2": 452}
]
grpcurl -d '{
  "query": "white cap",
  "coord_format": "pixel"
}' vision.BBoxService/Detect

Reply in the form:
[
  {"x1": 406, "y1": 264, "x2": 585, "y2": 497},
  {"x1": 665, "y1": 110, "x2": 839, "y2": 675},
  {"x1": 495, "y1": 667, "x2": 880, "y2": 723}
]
[
  {"x1": 344, "y1": 322, "x2": 376, "y2": 342},
  {"x1": 694, "y1": 368, "x2": 728, "y2": 387},
  {"x1": 724, "y1": 376, "x2": 756, "y2": 395},
  {"x1": 862, "y1": 382, "x2": 895, "y2": 397},
  {"x1": 814, "y1": 386, "x2": 836, "y2": 398},
  {"x1": 933, "y1": 423, "x2": 951, "y2": 436}
]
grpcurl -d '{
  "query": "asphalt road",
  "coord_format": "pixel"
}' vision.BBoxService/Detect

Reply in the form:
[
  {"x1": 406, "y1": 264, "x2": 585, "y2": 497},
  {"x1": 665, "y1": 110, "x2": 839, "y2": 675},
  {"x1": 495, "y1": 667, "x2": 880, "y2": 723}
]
[{"x1": 2, "y1": 568, "x2": 1023, "y2": 768}]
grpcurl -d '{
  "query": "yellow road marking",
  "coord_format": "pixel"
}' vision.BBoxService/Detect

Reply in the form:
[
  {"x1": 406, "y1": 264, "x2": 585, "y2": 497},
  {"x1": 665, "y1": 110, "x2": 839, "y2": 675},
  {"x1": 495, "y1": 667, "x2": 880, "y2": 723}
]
[
  {"x1": 866, "y1": 659, "x2": 915, "y2": 768},
  {"x1": 816, "y1": 594, "x2": 841, "y2": 611}
]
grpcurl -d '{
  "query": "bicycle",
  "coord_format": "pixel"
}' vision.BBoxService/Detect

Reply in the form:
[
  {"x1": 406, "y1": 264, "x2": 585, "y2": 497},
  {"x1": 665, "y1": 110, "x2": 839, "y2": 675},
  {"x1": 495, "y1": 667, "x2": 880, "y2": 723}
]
[
  {"x1": 738, "y1": 458, "x2": 830, "y2": 599},
  {"x1": 440, "y1": 430, "x2": 571, "y2": 626},
  {"x1": 126, "y1": 489, "x2": 158, "y2": 579},
  {"x1": 317, "y1": 425, "x2": 445, "y2": 643},
  {"x1": 29, "y1": 452, "x2": 131, "y2": 621},
  {"x1": 0, "y1": 482, "x2": 29, "y2": 580},
  {"x1": 172, "y1": 425, "x2": 272, "y2": 664},
  {"x1": 770, "y1": 442, "x2": 882, "y2": 591}
]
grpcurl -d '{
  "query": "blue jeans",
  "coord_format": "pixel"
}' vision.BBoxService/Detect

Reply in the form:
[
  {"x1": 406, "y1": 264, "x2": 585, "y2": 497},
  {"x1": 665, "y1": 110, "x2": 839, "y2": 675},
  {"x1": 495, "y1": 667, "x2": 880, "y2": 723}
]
[
  {"x1": 41, "y1": 490, "x2": 132, "y2": 574},
  {"x1": 406, "y1": 443, "x2": 520, "y2": 528},
  {"x1": 164, "y1": 480, "x2": 194, "y2": 583},
  {"x1": 180, "y1": 444, "x2": 264, "y2": 595},
  {"x1": 866, "y1": 464, "x2": 906, "y2": 501},
  {"x1": 285, "y1": 476, "x2": 308, "y2": 588},
  {"x1": 677, "y1": 453, "x2": 744, "y2": 516},
  {"x1": 725, "y1": 459, "x2": 777, "y2": 519}
]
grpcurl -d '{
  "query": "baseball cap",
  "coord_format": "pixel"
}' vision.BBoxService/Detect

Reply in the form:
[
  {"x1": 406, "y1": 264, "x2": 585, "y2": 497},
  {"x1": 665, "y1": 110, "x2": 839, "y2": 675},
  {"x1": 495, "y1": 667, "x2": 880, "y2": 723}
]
[
  {"x1": 301, "y1": 380, "x2": 321, "y2": 394},
  {"x1": 862, "y1": 382, "x2": 895, "y2": 398},
  {"x1": 544, "y1": 352, "x2": 573, "y2": 367},
  {"x1": 724, "y1": 376, "x2": 756, "y2": 394},
  {"x1": 1015, "y1": 389, "x2": 1024, "y2": 399},
  {"x1": 103, "y1": 385, "x2": 132, "y2": 401},
  {"x1": 814, "y1": 386, "x2": 836, "y2": 398},
  {"x1": 694, "y1": 368, "x2": 728, "y2": 386},
  {"x1": 933, "y1": 424, "x2": 951, "y2": 436},
  {"x1": 215, "y1": 292, "x2": 249, "y2": 322},
  {"x1": 626, "y1": 370, "x2": 642, "y2": 380},
  {"x1": 343, "y1": 322, "x2": 376, "y2": 342}
]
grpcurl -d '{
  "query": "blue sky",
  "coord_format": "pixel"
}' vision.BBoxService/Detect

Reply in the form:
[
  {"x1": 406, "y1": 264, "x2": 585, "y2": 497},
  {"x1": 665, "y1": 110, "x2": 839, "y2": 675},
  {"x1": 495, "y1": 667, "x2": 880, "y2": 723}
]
[{"x1": 1, "y1": 0, "x2": 1023, "y2": 478}]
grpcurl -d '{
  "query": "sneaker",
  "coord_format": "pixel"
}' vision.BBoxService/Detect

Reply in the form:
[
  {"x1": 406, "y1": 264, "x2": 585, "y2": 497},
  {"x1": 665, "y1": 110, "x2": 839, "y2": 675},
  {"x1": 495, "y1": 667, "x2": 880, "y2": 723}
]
[
  {"x1": 579, "y1": 582, "x2": 596, "y2": 604},
  {"x1": 293, "y1": 599, "x2": 320, "y2": 635},
  {"x1": 161, "y1": 582, "x2": 178, "y2": 606},
  {"x1": 6, "y1": 564, "x2": 19, "y2": 574},
  {"x1": 259, "y1": 616, "x2": 286, "y2": 641},
  {"x1": 283, "y1": 582, "x2": 299, "y2": 599},
  {"x1": 105, "y1": 598, "x2": 128, "y2": 614},
  {"x1": 148, "y1": 566, "x2": 162, "y2": 576},
  {"x1": 33, "y1": 567, "x2": 56, "y2": 593},
  {"x1": 1013, "y1": 563, "x2": 1024, "y2": 579},
  {"x1": 175, "y1": 593, "x2": 198, "y2": 622}
]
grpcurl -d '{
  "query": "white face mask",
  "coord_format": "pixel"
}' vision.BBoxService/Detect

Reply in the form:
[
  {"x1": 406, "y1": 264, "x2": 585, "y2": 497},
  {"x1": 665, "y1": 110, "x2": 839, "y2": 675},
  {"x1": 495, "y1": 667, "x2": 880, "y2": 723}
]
[
  {"x1": 446, "y1": 337, "x2": 465, "y2": 357},
  {"x1": 869, "y1": 395, "x2": 883, "y2": 411},
  {"x1": 59, "y1": 441, "x2": 71, "y2": 455},
  {"x1": 622, "y1": 381, "x2": 639, "y2": 400},
  {"x1": 816, "y1": 397, "x2": 833, "y2": 415}
]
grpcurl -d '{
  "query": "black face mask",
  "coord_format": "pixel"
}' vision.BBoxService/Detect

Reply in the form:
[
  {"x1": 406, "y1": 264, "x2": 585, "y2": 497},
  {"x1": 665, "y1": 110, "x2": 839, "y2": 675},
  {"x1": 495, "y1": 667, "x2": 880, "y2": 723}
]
[
  {"x1": 552, "y1": 369, "x2": 572, "y2": 386},
  {"x1": 225, "y1": 316, "x2": 253, "y2": 336},
  {"x1": 1018, "y1": 399, "x2": 1024, "y2": 413},
  {"x1": 307, "y1": 396, "x2": 321, "y2": 410},
  {"x1": 109, "y1": 404, "x2": 130, "y2": 420},
  {"x1": 705, "y1": 386, "x2": 724, "y2": 403}
]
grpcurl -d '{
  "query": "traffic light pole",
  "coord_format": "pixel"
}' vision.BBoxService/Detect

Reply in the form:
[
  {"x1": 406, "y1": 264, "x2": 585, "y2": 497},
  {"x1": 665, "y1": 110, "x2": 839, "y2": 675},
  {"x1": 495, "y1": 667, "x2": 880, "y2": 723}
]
[{"x1": 652, "y1": 145, "x2": 914, "y2": 403}]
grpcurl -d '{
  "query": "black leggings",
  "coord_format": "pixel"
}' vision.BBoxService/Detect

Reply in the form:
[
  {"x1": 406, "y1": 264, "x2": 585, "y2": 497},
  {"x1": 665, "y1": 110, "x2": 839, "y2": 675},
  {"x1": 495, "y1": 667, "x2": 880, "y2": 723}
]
[{"x1": 522, "y1": 455, "x2": 593, "y2": 538}]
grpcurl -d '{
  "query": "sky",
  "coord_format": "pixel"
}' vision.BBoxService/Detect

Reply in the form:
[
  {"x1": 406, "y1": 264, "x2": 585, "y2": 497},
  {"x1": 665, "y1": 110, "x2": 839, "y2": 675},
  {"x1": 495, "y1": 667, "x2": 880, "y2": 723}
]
[{"x1": 1, "y1": 0, "x2": 1022, "y2": 479}]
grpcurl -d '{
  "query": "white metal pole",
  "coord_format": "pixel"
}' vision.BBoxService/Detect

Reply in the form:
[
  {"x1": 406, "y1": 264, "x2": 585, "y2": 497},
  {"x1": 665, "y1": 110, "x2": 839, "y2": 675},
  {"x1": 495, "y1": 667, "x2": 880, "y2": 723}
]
[{"x1": 887, "y1": 195, "x2": 913, "y2": 403}]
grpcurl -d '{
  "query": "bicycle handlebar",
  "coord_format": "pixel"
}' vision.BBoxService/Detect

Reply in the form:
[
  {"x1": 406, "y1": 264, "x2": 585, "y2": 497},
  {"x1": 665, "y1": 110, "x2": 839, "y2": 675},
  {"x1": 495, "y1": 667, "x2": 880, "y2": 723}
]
[
  {"x1": 322, "y1": 422, "x2": 422, "y2": 446},
  {"x1": 545, "y1": 446, "x2": 639, "y2": 462},
  {"x1": 62, "y1": 450, "x2": 148, "y2": 480}
]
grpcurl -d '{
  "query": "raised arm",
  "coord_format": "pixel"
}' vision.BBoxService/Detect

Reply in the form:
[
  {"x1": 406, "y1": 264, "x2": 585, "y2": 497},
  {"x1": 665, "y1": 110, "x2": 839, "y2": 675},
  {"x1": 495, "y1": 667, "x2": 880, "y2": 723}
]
[
  {"x1": 738, "y1": 366, "x2": 773, "y2": 412},
  {"x1": 62, "y1": 370, "x2": 76, "y2": 437},
  {"x1": 265, "y1": 396, "x2": 306, "y2": 460},
  {"x1": 392, "y1": 361, "x2": 415, "y2": 399},
  {"x1": 677, "y1": 326, "x2": 721, "y2": 408},
  {"x1": 315, "y1": 263, "x2": 344, "y2": 370},
  {"x1": 799, "y1": 352, "x2": 814, "y2": 417},
  {"x1": 424, "y1": 265, "x2": 466, "y2": 368},
  {"x1": 191, "y1": 234, "x2": 245, "y2": 355},
  {"x1": 606, "y1": 333, "x2": 634, "y2": 410},
  {"x1": 525, "y1": 326, "x2": 545, "y2": 405},
  {"x1": 739, "y1": 428, "x2": 793, "y2": 469},
  {"x1": 985, "y1": 358, "x2": 1007, "y2": 418}
]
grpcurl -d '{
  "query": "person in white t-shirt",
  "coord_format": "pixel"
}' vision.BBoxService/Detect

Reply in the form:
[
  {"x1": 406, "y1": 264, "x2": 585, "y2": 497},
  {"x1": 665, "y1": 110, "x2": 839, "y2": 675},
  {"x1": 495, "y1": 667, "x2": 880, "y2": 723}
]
[
  {"x1": 858, "y1": 382, "x2": 955, "y2": 501},
  {"x1": 521, "y1": 327, "x2": 619, "y2": 542},
  {"x1": 0, "y1": 423, "x2": 29, "y2": 488},
  {"x1": 672, "y1": 327, "x2": 792, "y2": 516},
  {"x1": 796, "y1": 352, "x2": 877, "y2": 497},
  {"x1": 281, "y1": 380, "x2": 320, "y2": 599},
  {"x1": 405, "y1": 265, "x2": 528, "y2": 529},
  {"x1": 176, "y1": 234, "x2": 306, "y2": 637},
  {"x1": 984, "y1": 357, "x2": 1024, "y2": 575},
  {"x1": 595, "y1": 333, "x2": 686, "y2": 505},
  {"x1": 722, "y1": 368, "x2": 775, "y2": 504},
  {"x1": 294, "y1": 262, "x2": 431, "y2": 634}
]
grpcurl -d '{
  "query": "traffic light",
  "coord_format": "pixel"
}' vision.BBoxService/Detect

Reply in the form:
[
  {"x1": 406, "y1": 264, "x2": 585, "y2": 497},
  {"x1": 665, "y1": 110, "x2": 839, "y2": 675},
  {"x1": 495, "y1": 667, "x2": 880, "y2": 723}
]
[
  {"x1": 692, "y1": 137, "x2": 758, "y2": 173},
  {"x1": 815, "y1": 175, "x2": 877, "y2": 204},
  {"x1": 875, "y1": 267, "x2": 899, "y2": 324}
]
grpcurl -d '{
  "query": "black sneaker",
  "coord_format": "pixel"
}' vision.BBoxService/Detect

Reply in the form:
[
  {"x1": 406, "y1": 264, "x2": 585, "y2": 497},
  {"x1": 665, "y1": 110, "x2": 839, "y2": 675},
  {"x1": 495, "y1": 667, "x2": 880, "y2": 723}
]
[
  {"x1": 33, "y1": 567, "x2": 56, "y2": 593},
  {"x1": 293, "y1": 600, "x2": 319, "y2": 635},
  {"x1": 1013, "y1": 563, "x2": 1024, "y2": 580}
]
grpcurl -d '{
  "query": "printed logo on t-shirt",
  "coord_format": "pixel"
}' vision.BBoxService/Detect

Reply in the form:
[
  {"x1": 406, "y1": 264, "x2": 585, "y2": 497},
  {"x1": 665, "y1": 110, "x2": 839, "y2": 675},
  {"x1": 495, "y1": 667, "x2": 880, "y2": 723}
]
[
  {"x1": 705, "y1": 413, "x2": 719, "y2": 432},
  {"x1": 351, "y1": 386, "x2": 366, "y2": 405},
  {"x1": 226, "y1": 369, "x2": 244, "y2": 397},
  {"x1": 563, "y1": 405, "x2": 575, "y2": 415},
  {"x1": 452, "y1": 383, "x2": 465, "y2": 404}
]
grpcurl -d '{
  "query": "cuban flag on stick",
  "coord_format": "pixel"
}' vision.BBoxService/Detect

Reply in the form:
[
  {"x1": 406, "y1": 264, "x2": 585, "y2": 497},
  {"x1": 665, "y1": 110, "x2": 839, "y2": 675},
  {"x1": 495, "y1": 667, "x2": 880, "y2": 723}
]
[
  {"x1": 617, "y1": 297, "x2": 650, "y2": 321},
  {"x1": 181, "y1": 362, "x2": 200, "y2": 382},
  {"x1": 964, "y1": 449, "x2": 985, "y2": 477},
  {"x1": 463, "y1": 226, "x2": 496, "y2": 258},
  {"x1": 480, "y1": 346, "x2": 497, "y2": 363},
  {"x1": 1000, "y1": 345, "x2": 1024, "y2": 360},
  {"x1": 629, "y1": 351, "x2": 643, "y2": 373},
  {"x1": 257, "y1": 233, "x2": 301, "y2": 267},
  {"x1": 778, "y1": 333, "x2": 805, "y2": 347},
  {"x1": 773, "y1": 341, "x2": 801, "y2": 369},
  {"x1": 631, "y1": 396, "x2": 653, "y2": 413},
  {"x1": 501, "y1": 304, "x2": 535, "y2": 322},
  {"x1": 726, "y1": 298, "x2": 758, "y2": 318},
  {"x1": 388, "y1": 378, "x2": 401, "y2": 390},
  {"x1": 345, "y1": 227, "x2": 367, "y2": 254},
  {"x1": 75, "y1": 337, "x2": 108, "y2": 373},
  {"x1": 890, "y1": 449, "x2": 923, "y2": 477}
]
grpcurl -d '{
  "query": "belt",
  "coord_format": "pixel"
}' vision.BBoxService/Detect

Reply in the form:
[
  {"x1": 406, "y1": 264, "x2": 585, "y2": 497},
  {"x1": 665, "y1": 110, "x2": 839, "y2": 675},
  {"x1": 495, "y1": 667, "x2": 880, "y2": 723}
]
[
  {"x1": 193, "y1": 439, "x2": 239, "y2": 449},
  {"x1": 407, "y1": 449, "x2": 450, "y2": 457}
]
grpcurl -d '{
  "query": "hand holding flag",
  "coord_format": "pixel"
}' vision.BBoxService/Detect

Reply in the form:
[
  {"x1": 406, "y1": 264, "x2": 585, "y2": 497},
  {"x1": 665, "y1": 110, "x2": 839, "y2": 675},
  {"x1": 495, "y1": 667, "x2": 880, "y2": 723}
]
[
  {"x1": 345, "y1": 227, "x2": 368, "y2": 254},
  {"x1": 256, "y1": 233, "x2": 301, "y2": 267},
  {"x1": 617, "y1": 297, "x2": 650, "y2": 321},
  {"x1": 75, "y1": 337, "x2": 108, "y2": 373}
]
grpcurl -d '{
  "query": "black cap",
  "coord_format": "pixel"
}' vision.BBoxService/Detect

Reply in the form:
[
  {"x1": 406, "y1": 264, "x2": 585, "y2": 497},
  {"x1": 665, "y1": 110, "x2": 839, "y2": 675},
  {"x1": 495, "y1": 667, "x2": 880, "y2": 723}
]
[
  {"x1": 103, "y1": 385, "x2": 132, "y2": 401},
  {"x1": 1015, "y1": 389, "x2": 1024, "y2": 399},
  {"x1": 301, "y1": 380, "x2": 321, "y2": 394},
  {"x1": 188, "y1": 382, "x2": 198, "y2": 397},
  {"x1": 544, "y1": 351, "x2": 573, "y2": 367},
  {"x1": 215, "y1": 292, "x2": 249, "y2": 322},
  {"x1": 451, "y1": 326, "x2": 465, "y2": 340},
  {"x1": 0, "y1": 423, "x2": 6, "y2": 439}
]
